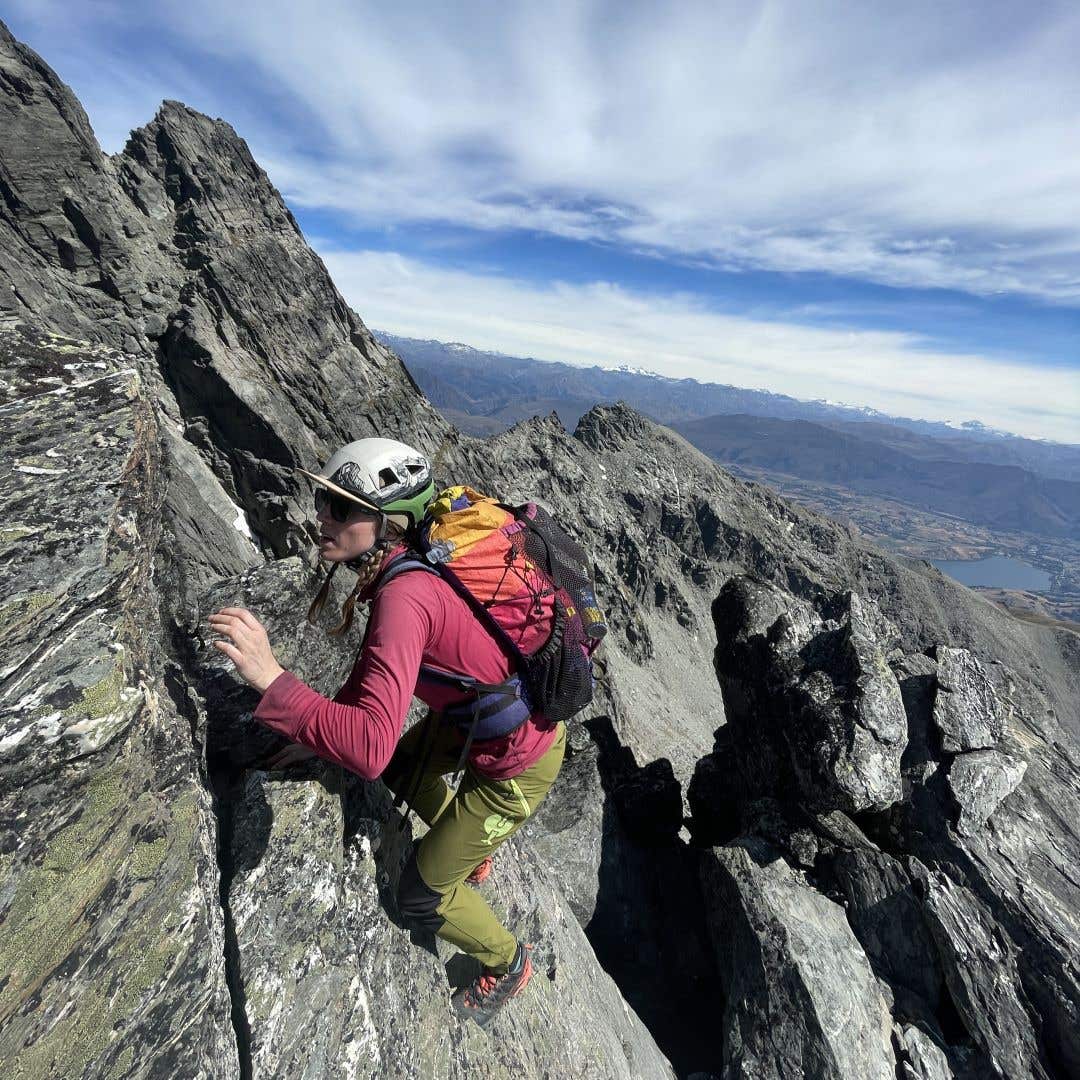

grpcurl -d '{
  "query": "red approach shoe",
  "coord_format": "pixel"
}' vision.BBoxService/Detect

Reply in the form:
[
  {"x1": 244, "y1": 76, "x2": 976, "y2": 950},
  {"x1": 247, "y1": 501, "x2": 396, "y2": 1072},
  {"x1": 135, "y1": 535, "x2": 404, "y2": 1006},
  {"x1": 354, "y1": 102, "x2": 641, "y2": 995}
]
[
  {"x1": 451, "y1": 943, "x2": 533, "y2": 1028},
  {"x1": 465, "y1": 856, "x2": 492, "y2": 886}
]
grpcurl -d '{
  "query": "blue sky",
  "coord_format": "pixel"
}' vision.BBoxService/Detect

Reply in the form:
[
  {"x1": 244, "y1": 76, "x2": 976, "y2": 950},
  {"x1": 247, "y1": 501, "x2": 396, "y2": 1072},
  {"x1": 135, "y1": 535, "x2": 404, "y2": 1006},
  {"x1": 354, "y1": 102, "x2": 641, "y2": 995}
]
[{"x1": 6, "y1": 1, "x2": 1079, "y2": 442}]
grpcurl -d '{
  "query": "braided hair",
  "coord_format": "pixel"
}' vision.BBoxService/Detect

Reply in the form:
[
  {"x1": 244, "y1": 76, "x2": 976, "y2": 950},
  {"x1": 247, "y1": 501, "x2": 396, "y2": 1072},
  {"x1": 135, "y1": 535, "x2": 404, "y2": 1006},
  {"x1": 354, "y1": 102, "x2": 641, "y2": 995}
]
[{"x1": 306, "y1": 521, "x2": 410, "y2": 636}]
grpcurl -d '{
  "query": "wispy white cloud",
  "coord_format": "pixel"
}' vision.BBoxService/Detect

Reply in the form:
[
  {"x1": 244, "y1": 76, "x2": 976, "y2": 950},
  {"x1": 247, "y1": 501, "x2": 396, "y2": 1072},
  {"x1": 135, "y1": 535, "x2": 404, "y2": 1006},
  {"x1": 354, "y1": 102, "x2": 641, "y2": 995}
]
[
  {"x1": 322, "y1": 249, "x2": 1080, "y2": 443},
  {"x1": 5, "y1": 3, "x2": 1075, "y2": 437},
  {"x1": 159, "y1": 0, "x2": 1080, "y2": 301},
  {"x1": 12, "y1": 0, "x2": 1080, "y2": 301}
]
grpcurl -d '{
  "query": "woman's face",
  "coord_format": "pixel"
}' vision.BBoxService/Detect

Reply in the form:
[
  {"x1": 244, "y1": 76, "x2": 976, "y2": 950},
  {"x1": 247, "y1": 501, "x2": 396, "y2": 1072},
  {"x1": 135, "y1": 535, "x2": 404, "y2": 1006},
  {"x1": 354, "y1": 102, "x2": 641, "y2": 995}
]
[{"x1": 316, "y1": 501, "x2": 382, "y2": 562}]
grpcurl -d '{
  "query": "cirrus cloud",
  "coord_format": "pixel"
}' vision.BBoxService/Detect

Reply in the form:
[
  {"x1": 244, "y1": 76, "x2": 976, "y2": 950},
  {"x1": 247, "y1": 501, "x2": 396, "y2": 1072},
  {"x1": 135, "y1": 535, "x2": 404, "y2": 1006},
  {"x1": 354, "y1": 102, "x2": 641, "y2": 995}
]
[{"x1": 11, "y1": 0, "x2": 1080, "y2": 301}]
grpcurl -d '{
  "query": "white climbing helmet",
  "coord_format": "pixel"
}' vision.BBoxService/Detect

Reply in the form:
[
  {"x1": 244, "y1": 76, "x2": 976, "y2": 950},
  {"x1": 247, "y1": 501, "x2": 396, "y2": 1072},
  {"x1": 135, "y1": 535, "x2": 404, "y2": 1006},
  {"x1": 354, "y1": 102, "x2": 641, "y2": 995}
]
[{"x1": 299, "y1": 437, "x2": 435, "y2": 530}]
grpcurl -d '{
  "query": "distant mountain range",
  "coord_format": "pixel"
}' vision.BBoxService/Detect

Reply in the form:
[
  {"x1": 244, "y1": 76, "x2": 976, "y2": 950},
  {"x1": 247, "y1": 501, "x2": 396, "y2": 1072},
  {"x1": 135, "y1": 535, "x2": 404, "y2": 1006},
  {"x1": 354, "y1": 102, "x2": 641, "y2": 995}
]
[
  {"x1": 378, "y1": 332, "x2": 1080, "y2": 485},
  {"x1": 673, "y1": 414, "x2": 1079, "y2": 540},
  {"x1": 380, "y1": 333, "x2": 1080, "y2": 541}
]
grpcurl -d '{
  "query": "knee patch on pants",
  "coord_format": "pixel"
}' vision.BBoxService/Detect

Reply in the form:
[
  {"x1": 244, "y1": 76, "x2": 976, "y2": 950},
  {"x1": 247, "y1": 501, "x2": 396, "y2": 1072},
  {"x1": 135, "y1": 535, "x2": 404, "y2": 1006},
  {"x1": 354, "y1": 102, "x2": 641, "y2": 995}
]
[{"x1": 397, "y1": 851, "x2": 444, "y2": 934}]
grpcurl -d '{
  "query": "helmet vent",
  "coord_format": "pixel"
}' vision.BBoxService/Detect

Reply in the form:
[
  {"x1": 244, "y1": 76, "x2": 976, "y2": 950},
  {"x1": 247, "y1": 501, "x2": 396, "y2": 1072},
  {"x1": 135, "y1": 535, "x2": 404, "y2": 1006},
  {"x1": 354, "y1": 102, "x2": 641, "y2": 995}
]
[{"x1": 378, "y1": 467, "x2": 399, "y2": 488}]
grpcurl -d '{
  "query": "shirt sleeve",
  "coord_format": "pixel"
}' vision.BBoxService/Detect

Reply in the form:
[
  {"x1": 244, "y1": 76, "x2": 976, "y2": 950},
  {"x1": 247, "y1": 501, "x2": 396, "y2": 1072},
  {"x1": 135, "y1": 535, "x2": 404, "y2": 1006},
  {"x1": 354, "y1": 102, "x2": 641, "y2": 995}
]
[{"x1": 252, "y1": 576, "x2": 437, "y2": 780}]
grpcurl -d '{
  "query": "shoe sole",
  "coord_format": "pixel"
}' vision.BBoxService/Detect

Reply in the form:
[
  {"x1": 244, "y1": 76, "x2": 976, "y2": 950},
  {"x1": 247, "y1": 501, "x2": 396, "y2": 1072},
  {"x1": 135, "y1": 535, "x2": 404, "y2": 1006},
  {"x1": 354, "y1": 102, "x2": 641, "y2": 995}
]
[
  {"x1": 465, "y1": 858, "x2": 492, "y2": 885},
  {"x1": 453, "y1": 947, "x2": 534, "y2": 1028}
]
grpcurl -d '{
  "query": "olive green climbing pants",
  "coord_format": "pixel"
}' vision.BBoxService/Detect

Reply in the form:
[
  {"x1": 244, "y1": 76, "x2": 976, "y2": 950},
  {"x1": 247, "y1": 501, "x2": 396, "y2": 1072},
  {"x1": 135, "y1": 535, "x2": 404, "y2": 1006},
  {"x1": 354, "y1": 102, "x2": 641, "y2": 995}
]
[{"x1": 383, "y1": 717, "x2": 565, "y2": 973}]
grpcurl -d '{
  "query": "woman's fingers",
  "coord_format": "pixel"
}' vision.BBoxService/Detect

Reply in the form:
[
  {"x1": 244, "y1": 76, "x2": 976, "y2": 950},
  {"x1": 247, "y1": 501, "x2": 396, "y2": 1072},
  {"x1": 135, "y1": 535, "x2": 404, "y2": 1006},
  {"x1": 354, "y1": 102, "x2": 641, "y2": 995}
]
[
  {"x1": 206, "y1": 608, "x2": 283, "y2": 693},
  {"x1": 209, "y1": 611, "x2": 244, "y2": 633},
  {"x1": 218, "y1": 607, "x2": 263, "y2": 631},
  {"x1": 212, "y1": 639, "x2": 242, "y2": 662},
  {"x1": 208, "y1": 613, "x2": 253, "y2": 644},
  {"x1": 265, "y1": 744, "x2": 317, "y2": 769}
]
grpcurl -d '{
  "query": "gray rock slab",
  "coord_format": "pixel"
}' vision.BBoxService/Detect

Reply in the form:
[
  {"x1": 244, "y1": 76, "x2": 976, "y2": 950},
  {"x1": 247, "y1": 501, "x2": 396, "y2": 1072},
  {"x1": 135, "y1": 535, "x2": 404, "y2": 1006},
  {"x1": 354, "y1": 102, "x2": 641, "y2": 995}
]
[
  {"x1": 932, "y1": 646, "x2": 1005, "y2": 752},
  {"x1": 710, "y1": 578, "x2": 906, "y2": 813},
  {"x1": 520, "y1": 741, "x2": 606, "y2": 926},
  {"x1": 922, "y1": 872, "x2": 1049, "y2": 1080},
  {"x1": 947, "y1": 748, "x2": 1028, "y2": 837},
  {"x1": 701, "y1": 837, "x2": 897, "y2": 1080},
  {"x1": 818, "y1": 846, "x2": 943, "y2": 1017},
  {"x1": 0, "y1": 327, "x2": 143, "y2": 775},
  {"x1": 898, "y1": 1024, "x2": 954, "y2": 1080},
  {"x1": 0, "y1": 326, "x2": 237, "y2": 1078}
]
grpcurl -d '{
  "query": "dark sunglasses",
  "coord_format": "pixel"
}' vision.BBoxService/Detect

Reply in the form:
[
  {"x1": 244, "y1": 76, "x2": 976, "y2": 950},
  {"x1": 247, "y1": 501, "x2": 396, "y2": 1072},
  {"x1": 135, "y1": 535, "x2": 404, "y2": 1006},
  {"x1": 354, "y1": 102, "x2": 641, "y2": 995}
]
[{"x1": 314, "y1": 487, "x2": 379, "y2": 524}]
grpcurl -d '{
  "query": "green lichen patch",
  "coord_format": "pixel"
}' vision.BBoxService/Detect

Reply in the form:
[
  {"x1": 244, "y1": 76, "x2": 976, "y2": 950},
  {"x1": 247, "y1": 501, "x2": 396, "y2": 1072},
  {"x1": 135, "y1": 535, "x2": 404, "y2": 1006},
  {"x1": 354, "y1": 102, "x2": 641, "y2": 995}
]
[
  {"x1": 63, "y1": 657, "x2": 127, "y2": 721},
  {"x1": 108, "y1": 928, "x2": 183, "y2": 1018},
  {"x1": 0, "y1": 591, "x2": 55, "y2": 637},
  {"x1": 0, "y1": 525, "x2": 36, "y2": 547},
  {"x1": 268, "y1": 782, "x2": 315, "y2": 832},
  {"x1": 106, "y1": 1045, "x2": 134, "y2": 1080},
  {"x1": 7, "y1": 912, "x2": 184, "y2": 1080},
  {"x1": 169, "y1": 788, "x2": 201, "y2": 837},
  {"x1": 0, "y1": 767, "x2": 130, "y2": 1023},
  {"x1": 129, "y1": 836, "x2": 168, "y2": 880},
  {"x1": 1, "y1": 766, "x2": 205, "y2": 1078}
]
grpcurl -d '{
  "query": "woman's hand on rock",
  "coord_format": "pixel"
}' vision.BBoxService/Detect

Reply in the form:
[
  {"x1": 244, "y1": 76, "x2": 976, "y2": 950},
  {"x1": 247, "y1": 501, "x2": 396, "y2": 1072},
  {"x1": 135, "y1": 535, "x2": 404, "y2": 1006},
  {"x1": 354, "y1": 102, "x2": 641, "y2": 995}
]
[
  {"x1": 207, "y1": 607, "x2": 285, "y2": 693},
  {"x1": 264, "y1": 743, "x2": 318, "y2": 769}
]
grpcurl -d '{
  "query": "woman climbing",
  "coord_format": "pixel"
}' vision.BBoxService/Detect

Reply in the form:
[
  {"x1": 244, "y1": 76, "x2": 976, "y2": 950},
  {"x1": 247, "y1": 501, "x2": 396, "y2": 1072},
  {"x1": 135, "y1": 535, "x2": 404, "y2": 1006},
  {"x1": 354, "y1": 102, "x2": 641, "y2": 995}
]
[{"x1": 207, "y1": 438, "x2": 566, "y2": 1028}]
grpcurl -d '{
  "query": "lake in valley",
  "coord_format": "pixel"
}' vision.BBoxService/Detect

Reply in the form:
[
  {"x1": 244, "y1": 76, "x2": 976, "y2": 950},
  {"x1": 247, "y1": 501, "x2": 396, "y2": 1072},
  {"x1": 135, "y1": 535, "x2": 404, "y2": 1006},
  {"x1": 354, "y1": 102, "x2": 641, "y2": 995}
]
[{"x1": 930, "y1": 554, "x2": 1052, "y2": 592}]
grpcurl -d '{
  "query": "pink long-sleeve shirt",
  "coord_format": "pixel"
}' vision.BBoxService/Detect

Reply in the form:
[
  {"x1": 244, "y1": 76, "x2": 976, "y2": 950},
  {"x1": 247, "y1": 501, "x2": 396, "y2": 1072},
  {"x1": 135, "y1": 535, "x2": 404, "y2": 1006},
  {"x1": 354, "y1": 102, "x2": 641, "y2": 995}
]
[{"x1": 253, "y1": 551, "x2": 559, "y2": 781}]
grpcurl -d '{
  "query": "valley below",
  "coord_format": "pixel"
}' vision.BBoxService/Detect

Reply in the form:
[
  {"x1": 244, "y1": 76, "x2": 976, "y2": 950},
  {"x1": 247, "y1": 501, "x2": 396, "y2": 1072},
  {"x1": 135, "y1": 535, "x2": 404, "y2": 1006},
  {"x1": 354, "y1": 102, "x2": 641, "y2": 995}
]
[
  {"x1": 722, "y1": 463, "x2": 1080, "y2": 628},
  {"x1": 383, "y1": 333, "x2": 1079, "y2": 632}
]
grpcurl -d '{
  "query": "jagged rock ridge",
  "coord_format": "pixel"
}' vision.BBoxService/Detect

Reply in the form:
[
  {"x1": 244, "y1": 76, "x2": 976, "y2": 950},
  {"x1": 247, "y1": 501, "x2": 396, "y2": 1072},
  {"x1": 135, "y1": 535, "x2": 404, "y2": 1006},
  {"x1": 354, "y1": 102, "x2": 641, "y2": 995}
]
[
  {"x1": 693, "y1": 575, "x2": 1078, "y2": 1078},
  {"x1": 2, "y1": 19, "x2": 1078, "y2": 1080}
]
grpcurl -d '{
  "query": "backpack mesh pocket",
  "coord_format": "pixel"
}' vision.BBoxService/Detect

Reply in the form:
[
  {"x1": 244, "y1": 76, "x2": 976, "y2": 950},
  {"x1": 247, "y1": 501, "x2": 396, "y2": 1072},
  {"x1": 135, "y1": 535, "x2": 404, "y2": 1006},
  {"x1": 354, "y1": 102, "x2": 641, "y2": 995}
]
[{"x1": 519, "y1": 599, "x2": 594, "y2": 723}]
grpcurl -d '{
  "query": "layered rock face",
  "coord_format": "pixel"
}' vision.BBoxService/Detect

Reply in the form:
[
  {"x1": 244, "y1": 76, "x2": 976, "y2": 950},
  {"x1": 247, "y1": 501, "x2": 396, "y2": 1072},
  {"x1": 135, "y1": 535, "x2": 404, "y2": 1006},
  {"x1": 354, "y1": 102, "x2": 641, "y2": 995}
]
[
  {"x1": 0, "y1": 323, "x2": 237, "y2": 1078},
  {"x1": 1, "y1": 20, "x2": 443, "y2": 599},
  {"x1": 2, "y1": 19, "x2": 1078, "y2": 1080},
  {"x1": 692, "y1": 575, "x2": 1078, "y2": 1079}
]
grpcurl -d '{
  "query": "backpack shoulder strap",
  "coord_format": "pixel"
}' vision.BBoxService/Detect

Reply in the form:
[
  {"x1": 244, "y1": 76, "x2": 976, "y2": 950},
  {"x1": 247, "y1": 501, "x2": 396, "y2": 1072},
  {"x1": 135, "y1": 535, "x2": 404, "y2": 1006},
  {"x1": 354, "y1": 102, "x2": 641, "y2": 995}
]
[
  {"x1": 373, "y1": 551, "x2": 439, "y2": 592},
  {"x1": 432, "y1": 562, "x2": 529, "y2": 667}
]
